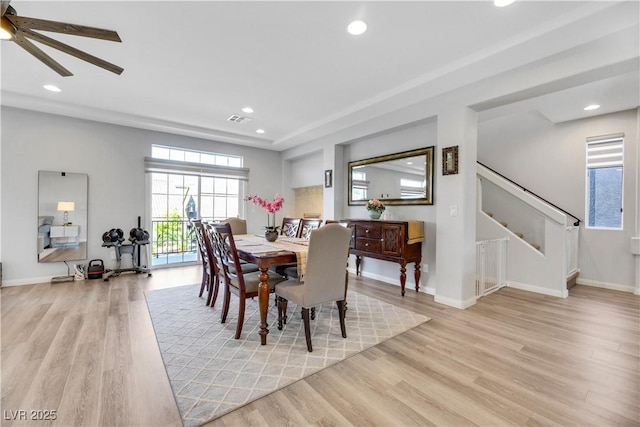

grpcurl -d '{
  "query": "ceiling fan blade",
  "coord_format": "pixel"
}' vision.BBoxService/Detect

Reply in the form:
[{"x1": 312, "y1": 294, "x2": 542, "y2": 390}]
[
  {"x1": 14, "y1": 32, "x2": 72, "y2": 76},
  {"x1": 21, "y1": 28, "x2": 123, "y2": 75},
  {"x1": 1, "y1": 1, "x2": 10, "y2": 17},
  {"x1": 6, "y1": 15, "x2": 121, "y2": 42}
]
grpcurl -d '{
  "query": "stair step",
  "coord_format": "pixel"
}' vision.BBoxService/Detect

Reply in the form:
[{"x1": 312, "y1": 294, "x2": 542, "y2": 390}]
[
  {"x1": 529, "y1": 242, "x2": 541, "y2": 250},
  {"x1": 499, "y1": 221, "x2": 508, "y2": 228},
  {"x1": 485, "y1": 212, "x2": 494, "y2": 218},
  {"x1": 567, "y1": 271, "x2": 579, "y2": 289},
  {"x1": 515, "y1": 232, "x2": 524, "y2": 238}
]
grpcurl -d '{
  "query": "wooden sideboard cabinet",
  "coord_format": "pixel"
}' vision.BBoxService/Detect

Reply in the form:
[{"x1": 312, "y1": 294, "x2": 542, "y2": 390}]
[{"x1": 343, "y1": 219, "x2": 424, "y2": 296}]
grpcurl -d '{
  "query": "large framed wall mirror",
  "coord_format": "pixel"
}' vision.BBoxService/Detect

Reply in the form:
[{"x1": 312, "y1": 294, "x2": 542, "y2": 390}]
[
  {"x1": 37, "y1": 171, "x2": 88, "y2": 262},
  {"x1": 348, "y1": 147, "x2": 434, "y2": 206}
]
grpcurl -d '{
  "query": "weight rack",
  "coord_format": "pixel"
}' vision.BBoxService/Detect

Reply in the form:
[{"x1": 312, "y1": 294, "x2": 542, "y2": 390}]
[{"x1": 102, "y1": 239, "x2": 152, "y2": 280}]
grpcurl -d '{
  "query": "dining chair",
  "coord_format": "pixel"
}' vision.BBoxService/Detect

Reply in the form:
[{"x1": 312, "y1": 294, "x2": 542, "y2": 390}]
[
  {"x1": 275, "y1": 223, "x2": 352, "y2": 352},
  {"x1": 280, "y1": 217, "x2": 302, "y2": 238},
  {"x1": 210, "y1": 222, "x2": 286, "y2": 339},
  {"x1": 298, "y1": 218, "x2": 323, "y2": 239},
  {"x1": 190, "y1": 219, "x2": 218, "y2": 306},
  {"x1": 203, "y1": 221, "x2": 259, "y2": 281},
  {"x1": 279, "y1": 218, "x2": 324, "y2": 280},
  {"x1": 221, "y1": 217, "x2": 247, "y2": 235}
]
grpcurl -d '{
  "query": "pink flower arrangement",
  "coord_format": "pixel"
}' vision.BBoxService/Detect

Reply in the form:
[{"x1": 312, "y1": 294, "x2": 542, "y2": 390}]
[
  {"x1": 246, "y1": 194, "x2": 284, "y2": 214},
  {"x1": 246, "y1": 194, "x2": 285, "y2": 231},
  {"x1": 367, "y1": 198, "x2": 385, "y2": 213}
]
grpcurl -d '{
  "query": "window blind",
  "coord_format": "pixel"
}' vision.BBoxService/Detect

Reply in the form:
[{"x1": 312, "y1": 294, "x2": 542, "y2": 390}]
[{"x1": 586, "y1": 136, "x2": 624, "y2": 169}]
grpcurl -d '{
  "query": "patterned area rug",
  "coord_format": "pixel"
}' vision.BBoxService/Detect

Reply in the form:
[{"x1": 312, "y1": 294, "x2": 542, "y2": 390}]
[{"x1": 145, "y1": 284, "x2": 430, "y2": 427}]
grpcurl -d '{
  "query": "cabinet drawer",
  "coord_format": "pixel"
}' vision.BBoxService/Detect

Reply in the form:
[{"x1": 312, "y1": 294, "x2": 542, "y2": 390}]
[
  {"x1": 355, "y1": 237, "x2": 381, "y2": 253},
  {"x1": 355, "y1": 224, "x2": 381, "y2": 239}
]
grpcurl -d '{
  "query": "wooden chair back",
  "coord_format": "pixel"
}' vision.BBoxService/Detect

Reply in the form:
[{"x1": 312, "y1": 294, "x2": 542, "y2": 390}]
[
  {"x1": 280, "y1": 217, "x2": 302, "y2": 237},
  {"x1": 191, "y1": 219, "x2": 220, "y2": 306},
  {"x1": 209, "y1": 223, "x2": 252, "y2": 297},
  {"x1": 298, "y1": 218, "x2": 323, "y2": 240}
]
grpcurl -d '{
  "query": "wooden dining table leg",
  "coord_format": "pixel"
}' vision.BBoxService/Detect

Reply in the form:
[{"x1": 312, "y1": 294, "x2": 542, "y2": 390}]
[{"x1": 258, "y1": 267, "x2": 270, "y2": 345}]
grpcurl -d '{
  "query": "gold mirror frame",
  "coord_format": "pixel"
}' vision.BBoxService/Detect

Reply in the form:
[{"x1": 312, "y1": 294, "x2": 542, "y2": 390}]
[{"x1": 348, "y1": 146, "x2": 434, "y2": 206}]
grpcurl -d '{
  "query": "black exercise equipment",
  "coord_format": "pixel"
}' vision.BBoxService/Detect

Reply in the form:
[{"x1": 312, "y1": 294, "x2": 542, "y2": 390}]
[{"x1": 101, "y1": 225, "x2": 152, "y2": 280}]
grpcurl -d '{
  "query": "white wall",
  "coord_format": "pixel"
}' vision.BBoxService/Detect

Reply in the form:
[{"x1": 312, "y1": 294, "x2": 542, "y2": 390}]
[
  {"x1": 478, "y1": 109, "x2": 639, "y2": 291},
  {"x1": 289, "y1": 151, "x2": 322, "y2": 188},
  {"x1": 342, "y1": 121, "x2": 438, "y2": 293},
  {"x1": 1, "y1": 107, "x2": 282, "y2": 285}
]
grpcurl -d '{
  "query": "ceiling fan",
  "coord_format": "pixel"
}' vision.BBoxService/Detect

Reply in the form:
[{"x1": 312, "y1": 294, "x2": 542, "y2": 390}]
[{"x1": 0, "y1": 0, "x2": 123, "y2": 77}]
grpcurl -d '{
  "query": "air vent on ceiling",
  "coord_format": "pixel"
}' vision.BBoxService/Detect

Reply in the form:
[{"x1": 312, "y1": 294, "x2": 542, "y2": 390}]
[{"x1": 227, "y1": 114, "x2": 253, "y2": 123}]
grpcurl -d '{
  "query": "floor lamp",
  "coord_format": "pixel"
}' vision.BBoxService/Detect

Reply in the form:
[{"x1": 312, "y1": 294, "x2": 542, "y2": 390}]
[{"x1": 51, "y1": 201, "x2": 76, "y2": 283}]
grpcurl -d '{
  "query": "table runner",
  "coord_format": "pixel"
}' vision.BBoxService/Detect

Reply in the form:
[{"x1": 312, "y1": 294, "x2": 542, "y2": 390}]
[{"x1": 234, "y1": 234, "x2": 308, "y2": 279}]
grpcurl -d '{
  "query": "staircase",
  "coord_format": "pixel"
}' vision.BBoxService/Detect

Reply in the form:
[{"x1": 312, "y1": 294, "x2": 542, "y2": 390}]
[
  {"x1": 485, "y1": 212, "x2": 541, "y2": 251},
  {"x1": 477, "y1": 162, "x2": 580, "y2": 298}
]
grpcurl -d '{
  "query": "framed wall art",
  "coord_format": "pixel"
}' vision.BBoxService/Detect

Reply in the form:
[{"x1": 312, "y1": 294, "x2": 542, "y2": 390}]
[
  {"x1": 442, "y1": 146, "x2": 459, "y2": 175},
  {"x1": 324, "y1": 169, "x2": 333, "y2": 188}
]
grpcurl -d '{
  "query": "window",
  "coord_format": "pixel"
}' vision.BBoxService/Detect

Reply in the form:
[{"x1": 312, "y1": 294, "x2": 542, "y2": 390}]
[
  {"x1": 586, "y1": 135, "x2": 624, "y2": 229},
  {"x1": 400, "y1": 178, "x2": 426, "y2": 199},
  {"x1": 351, "y1": 170, "x2": 368, "y2": 201},
  {"x1": 147, "y1": 146, "x2": 248, "y2": 266}
]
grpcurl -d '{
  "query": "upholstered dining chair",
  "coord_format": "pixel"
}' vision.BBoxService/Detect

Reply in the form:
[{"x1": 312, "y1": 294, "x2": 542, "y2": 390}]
[
  {"x1": 190, "y1": 219, "x2": 219, "y2": 306},
  {"x1": 275, "y1": 223, "x2": 352, "y2": 352},
  {"x1": 280, "y1": 217, "x2": 302, "y2": 238},
  {"x1": 221, "y1": 217, "x2": 247, "y2": 235},
  {"x1": 210, "y1": 222, "x2": 286, "y2": 339}
]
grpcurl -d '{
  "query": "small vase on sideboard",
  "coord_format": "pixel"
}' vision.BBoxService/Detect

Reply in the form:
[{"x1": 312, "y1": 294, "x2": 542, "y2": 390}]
[{"x1": 368, "y1": 210, "x2": 382, "y2": 220}]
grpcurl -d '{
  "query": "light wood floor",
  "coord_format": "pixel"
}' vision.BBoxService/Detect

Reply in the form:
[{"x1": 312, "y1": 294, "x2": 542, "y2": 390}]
[{"x1": 1, "y1": 266, "x2": 638, "y2": 426}]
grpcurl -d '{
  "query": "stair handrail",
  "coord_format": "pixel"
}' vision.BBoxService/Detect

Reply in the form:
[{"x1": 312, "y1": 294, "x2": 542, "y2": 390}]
[{"x1": 477, "y1": 161, "x2": 582, "y2": 226}]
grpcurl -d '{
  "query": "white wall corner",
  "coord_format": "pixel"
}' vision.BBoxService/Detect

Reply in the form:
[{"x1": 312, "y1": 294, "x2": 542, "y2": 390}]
[{"x1": 434, "y1": 293, "x2": 477, "y2": 309}]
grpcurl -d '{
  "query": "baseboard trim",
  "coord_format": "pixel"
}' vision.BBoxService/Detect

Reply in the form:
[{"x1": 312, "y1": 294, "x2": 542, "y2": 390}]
[
  {"x1": 507, "y1": 280, "x2": 567, "y2": 298},
  {"x1": 434, "y1": 294, "x2": 477, "y2": 309},
  {"x1": 575, "y1": 278, "x2": 635, "y2": 294},
  {"x1": 347, "y1": 267, "x2": 428, "y2": 294},
  {"x1": 2, "y1": 276, "x2": 52, "y2": 287}
]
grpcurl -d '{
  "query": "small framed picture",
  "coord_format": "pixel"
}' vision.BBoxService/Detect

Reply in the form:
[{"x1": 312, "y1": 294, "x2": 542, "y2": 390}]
[
  {"x1": 442, "y1": 146, "x2": 459, "y2": 175},
  {"x1": 324, "y1": 169, "x2": 333, "y2": 188}
]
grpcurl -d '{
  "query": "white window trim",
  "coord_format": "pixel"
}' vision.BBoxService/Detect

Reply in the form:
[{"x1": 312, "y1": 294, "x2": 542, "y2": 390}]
[{"x1": 585, "y1": 134, "x2": 624, "y2": 230}]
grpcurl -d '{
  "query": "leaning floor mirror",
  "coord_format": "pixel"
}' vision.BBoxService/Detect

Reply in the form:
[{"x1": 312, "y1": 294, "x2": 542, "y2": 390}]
[{"x1": 37, "y1": 171, "x2": 88, "y2": 262}]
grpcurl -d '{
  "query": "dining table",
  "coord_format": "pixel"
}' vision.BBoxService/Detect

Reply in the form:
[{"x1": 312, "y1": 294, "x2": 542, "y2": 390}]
[{"x1": 232, "y1": 234, "x2": 310, "y2": 345}]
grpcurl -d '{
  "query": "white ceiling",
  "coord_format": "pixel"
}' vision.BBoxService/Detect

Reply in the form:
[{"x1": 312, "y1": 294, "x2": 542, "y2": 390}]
[{"x1": 2, "y1": 1, "x2": 638, "y2": 152}]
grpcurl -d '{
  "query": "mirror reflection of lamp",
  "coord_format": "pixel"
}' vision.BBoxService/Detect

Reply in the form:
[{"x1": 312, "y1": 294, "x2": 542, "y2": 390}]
[{"x1": 57, "y1": 201, "x2": 75, "y2": 225}]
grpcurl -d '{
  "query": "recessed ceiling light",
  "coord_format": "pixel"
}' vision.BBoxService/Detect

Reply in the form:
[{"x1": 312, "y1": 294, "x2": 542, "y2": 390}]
[
  {"x1": 584, "y1": 104, "x2": 600, "y2": 111},
  {"x1": 494, "y1": 0, "x2": 516, "y2": 7},
  {"x1": 242, "y1": 107, "x2": 254, "y2": 114},
  {"x1": 43, "y1": 84, "x2": 61, "y2": 92},
  {"x1": 256, "y1": 129, "x2": 265, "y2": 134},
  {"x1": 347, "y1": 20, "x2": 367, "y2": 35}
]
